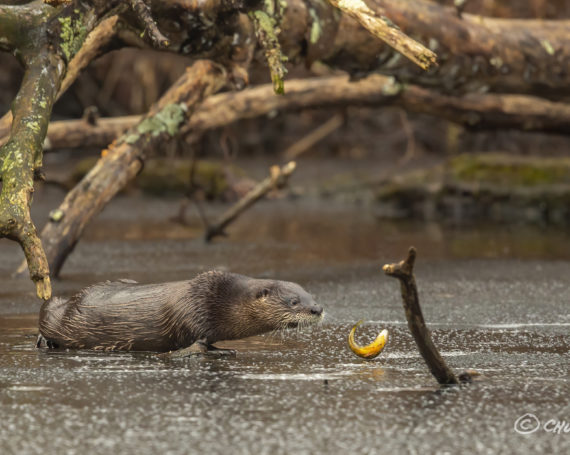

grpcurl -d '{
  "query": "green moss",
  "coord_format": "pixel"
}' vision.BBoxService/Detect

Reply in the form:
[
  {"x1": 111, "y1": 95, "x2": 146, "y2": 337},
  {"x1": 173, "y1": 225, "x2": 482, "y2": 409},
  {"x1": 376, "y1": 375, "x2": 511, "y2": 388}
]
[
  {"x1": 58, "y1": 13, "x2": 87, "y2": 61},
  {"x1": 137, "y1": 160, "x2": 241, "y2": 197},
  {"x1": 263, "y1": 0, "x2": 275, "y2": 15},
  {"x1": 70, "y1": 158, "x2": 247, "y2": 199},
  {"x1": 250, "y1": 10, "x2": 288, "y2": 95},
  {"x1": 372, "y1": 154, "x2": 570, "y2": 224},
  {"x1": 125, "y1": 103, "x2": 187, "y2": 144},
  {"x1": 253, "y1": 10, "x2": 275, "y2": 36},
  {"x1": 450, "y1": 153, "x2": 570, "y2": 186},
  {"x1": 49, "y1": 209, "x2": 64, "y2": 223}
]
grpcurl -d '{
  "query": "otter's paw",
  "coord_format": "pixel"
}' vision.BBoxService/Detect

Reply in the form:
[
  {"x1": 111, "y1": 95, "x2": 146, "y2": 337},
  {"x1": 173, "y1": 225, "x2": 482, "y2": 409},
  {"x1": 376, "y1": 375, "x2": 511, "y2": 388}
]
[
  {"x1": 36, "y1": 334, "x2": 59, "y2": 349},
  {"x1": 206, "y1": 344, "x2": 237, "y2": 358},
  {"x1": 159, "y1": 341, "x2": 236, "y2": 359}
]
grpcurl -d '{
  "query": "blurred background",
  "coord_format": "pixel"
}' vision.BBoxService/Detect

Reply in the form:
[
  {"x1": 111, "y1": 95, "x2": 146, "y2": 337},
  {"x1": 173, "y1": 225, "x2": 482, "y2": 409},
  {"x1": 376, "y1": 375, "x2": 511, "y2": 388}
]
[
  {"x1": 1, "y1": 1, "x2": 569, "y2": 219},
  {"x1": 0, "y1": 0, "x2": 569, "y2": 248}
]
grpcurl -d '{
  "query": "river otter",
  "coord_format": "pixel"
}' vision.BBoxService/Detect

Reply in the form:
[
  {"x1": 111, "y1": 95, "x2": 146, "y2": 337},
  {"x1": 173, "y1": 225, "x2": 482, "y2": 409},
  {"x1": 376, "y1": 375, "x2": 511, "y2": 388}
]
[{"x1": 37, "y1": 271, "x2": 324, "y2": 356}]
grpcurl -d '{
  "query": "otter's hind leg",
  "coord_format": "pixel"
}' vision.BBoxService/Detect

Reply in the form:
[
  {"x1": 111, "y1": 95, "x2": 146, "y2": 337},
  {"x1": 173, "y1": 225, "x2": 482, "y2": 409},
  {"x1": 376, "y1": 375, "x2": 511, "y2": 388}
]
[{"x1": 159, "y1": 339, "x2": 236, "y2": 359}]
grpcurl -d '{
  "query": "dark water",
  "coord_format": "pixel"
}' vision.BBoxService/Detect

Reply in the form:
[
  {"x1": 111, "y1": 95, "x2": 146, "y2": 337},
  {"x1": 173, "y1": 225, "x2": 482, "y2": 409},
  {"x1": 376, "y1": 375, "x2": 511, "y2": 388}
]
[{"x1": 1, "y1": 191, "x2": 569, "y2": 454}]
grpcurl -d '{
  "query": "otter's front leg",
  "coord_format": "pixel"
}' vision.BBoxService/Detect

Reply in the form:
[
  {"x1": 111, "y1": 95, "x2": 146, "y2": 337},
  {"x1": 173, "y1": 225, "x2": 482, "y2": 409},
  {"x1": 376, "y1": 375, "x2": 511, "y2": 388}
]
[
  {"x1": 36, "y1": 334, "x2": 59, "y2": 349},
  {"x1": 159, "y1": 339, "x2": 236, "y2": 359}
]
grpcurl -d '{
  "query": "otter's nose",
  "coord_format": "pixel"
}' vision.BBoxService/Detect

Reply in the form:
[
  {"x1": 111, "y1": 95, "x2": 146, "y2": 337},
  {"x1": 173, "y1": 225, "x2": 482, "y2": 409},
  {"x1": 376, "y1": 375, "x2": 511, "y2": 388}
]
[{"x1": 311, "y1": 306, "x2": 323, "y2": 316}]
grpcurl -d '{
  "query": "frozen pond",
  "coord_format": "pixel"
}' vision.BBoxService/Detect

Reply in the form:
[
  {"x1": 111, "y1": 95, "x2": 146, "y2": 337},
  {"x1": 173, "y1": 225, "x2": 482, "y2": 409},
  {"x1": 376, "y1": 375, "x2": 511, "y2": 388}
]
[{"x1": 1, "y1": 190, "x2": 569, "y2": 454}]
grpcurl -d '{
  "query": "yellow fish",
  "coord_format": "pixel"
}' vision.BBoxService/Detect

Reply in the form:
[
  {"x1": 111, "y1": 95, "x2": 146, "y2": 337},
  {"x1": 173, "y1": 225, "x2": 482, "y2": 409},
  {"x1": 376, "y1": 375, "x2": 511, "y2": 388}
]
[{"x1": 348, "y1": 320, "x2": 389, "y2": 359}]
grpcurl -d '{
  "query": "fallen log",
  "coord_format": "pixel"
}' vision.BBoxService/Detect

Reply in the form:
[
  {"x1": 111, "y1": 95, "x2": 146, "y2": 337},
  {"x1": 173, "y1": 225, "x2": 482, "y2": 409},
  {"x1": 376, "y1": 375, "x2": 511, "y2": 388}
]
[{"x1": 41, "y1": 75, "x2": 570, "y2": 153}]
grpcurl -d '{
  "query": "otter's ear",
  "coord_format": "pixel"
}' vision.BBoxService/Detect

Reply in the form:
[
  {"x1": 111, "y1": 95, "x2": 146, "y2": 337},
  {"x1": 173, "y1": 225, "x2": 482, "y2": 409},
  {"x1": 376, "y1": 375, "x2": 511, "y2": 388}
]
[{"x1": 256, "y1": 288, "x2": 270, "y2": 299}]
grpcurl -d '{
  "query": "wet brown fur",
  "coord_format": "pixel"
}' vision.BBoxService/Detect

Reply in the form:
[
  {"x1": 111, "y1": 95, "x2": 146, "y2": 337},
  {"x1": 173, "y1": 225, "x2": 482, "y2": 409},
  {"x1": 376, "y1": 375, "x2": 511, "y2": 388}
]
[{"x1": 38, "y1": 271, "x2": 324, "y2": 352}]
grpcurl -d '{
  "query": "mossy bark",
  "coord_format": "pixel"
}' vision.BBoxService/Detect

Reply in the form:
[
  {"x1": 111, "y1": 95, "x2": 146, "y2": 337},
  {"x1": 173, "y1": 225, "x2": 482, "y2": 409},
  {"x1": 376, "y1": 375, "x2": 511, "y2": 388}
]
[
  {"x1": 38, "y1": 60, "x2": 227, "y2": 278},
  {"x1": 0, "y1": 1, "x2": 120, "y2": 299},
  {"x1": 0, "y1": 49, "x2": 64, "y2": 299}
]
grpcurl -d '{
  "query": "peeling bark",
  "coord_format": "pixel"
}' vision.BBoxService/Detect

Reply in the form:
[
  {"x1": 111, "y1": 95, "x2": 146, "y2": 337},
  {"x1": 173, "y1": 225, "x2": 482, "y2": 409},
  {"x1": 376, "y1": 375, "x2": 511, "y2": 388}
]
[{"x1": 353, "y1": 0, "x2": 570, "y2": 97}]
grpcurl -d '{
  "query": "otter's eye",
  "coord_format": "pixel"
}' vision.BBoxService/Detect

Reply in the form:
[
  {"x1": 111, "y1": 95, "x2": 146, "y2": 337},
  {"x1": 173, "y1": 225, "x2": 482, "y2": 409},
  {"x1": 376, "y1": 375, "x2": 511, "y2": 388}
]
[
  {"x1": 257, "y1": 288, "x2": 270, "y2": 299},
  {"x1": 290, "y1": 298, "x2": 299, "y2": 306}
]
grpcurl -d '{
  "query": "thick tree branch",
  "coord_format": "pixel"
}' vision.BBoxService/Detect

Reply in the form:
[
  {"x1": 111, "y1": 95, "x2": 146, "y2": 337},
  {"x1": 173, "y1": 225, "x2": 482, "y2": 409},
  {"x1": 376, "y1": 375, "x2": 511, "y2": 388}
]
[
  {"x1": 40, "y1": 75, "x2": 570, "y2": 152},
  {"x1": 0, "y1": 15, "x2": 121, "y2": 148},
  {"x1": 0, "y1": 1, "x2": 134, "y2": 299},
  {"x1": 129, "y1": 0, "x2": 170, "y2": 48},
  {"x1": 0, "y1": 51, "x2": 64, "y2": 300},
  {"x1": 37, "y1": 60, "x2": 227, "y2": 278},
  {"x1": 0, "y1": 1, "x2": 56, "y2": 55},
  {"x1": 279, "y1": 0, "x2": 570, "y2": 97},
  {"x1": 364, "y1": 0, "x2": 570, "y2": 97},
  {"x1": 327, "y1": 0, "x2": 437, "y2": 70}
]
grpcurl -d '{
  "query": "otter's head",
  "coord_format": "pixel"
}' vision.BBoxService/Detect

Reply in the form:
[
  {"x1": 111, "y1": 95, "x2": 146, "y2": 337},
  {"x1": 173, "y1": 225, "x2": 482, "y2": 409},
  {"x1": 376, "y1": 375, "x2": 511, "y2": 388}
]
[
  {"x1": 253, "y1": 280, "x2": 324, "y2": 330},
  {"x1": 200, "y1": 272, "x2": 324, "y2": 342}
]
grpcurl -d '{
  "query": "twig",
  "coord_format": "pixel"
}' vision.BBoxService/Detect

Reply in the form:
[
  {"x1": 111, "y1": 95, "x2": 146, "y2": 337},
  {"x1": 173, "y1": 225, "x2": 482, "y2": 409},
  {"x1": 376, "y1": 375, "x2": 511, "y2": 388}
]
[
  {"x1": 328, "y1": 0, "x2": 437, "y2": 70},
  {"x1": 382, "y1": 247, "x2": 462, "y2": 385},
  {"x1": 249, "y1": 9, "x2": 287, "y2": 94},
  {"x1": 283, "y1": 114, "x2": 344, "y2": 160},
  {"x1": 129, "y1": 0, "x2": 170, "y2": 48},
  {"x1": 205, "y1": 161, "x2": 297, "y2": 242}
]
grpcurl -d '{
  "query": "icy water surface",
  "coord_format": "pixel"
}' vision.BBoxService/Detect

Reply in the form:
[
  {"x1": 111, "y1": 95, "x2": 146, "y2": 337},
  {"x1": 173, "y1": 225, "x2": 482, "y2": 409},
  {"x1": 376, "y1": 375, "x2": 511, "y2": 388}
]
[{"x1": 0, "y1": 192, "x2": 569, "y2": 454}]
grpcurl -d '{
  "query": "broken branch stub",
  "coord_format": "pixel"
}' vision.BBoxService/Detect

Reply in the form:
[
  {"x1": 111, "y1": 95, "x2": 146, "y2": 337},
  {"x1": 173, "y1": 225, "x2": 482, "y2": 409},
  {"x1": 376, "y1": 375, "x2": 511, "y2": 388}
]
[
  {"x1": 382, "y1": 247, "x2": 460, "y2": 385},
  {"x1": 328, "y1": 0, "x2": 437, "y2": 70},
  {"x1": 249, "y1": 8, "x2": 288, "y2": 94},
  {"x1": 129, "y1": 0, "x2": 170, "y2": 48}
]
